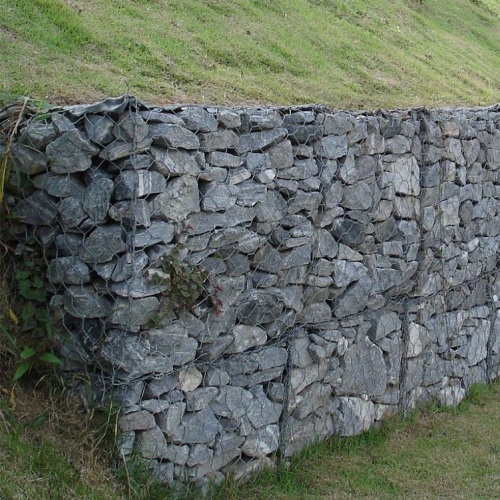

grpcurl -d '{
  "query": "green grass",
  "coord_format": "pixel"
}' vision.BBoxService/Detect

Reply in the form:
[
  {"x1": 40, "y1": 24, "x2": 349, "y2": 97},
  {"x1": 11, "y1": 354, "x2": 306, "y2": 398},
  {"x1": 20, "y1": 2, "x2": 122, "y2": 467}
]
[{"x1": 1, "y1": 0, "x2": 499, "y2": 108}]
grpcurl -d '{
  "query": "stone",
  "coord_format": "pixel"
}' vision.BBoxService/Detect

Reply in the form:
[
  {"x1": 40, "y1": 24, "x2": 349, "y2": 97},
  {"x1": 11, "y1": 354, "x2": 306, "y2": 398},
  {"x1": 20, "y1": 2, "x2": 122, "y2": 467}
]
[
  {"x1": 341, "y1": 181, "x2": 373, "y2": 210},
  {"x1": 332, "y1": 260, "x2": 368, "y2": 288},
  {"x1": 47, "y1": 256, "x2": 90, "y2": 285},
  {"x1": 332, "y1": 397, "x2": 375, "y2": 436},
  {"x1": 241, "y1": 425, "x2": 280, "y2": 458},
  {"x1": 33, "y1": 173, "x2": 85, "y2": 198},
  {"x1": 120, "y1": 411, "x2": 156, "y2": 432},
  {"x1": 82, "y1": 177, "x2": 114, "y2": 222},
  {"x1": 63, "y1": 286, "x2": 111, "y2": 318},
  {"x1": 207, "y1": 151, "x2": 243, "y2": 168},
  {"x1": 135, "y1": 427, "x2": 169, "y2": 459},
  {"x1": 80, "y1": 226, "x2": 127, "y2": 263},
  {"x1": 336, "y1": 339, "x2": 387, "y2": 396},
  {"x1": 235, "y1": 128, "x2": 287, "y2": 154},
  {"x1": 180, "y1": 107, "x2": 218, "y2": 132},
  {"x1": 151, "y1": 176, "x2": 200, "y2": 222},
  {"x1": 247, "y1": 386, "x2": 282, "y2": 428},
  {"x1": 296, "y1": 303, "x2": 332, "y2": 324},
  {"x1": 200, "y1": 130, "x2": 239, "y2": 151},
  {"x1": 132, "y1": 221, "x2": 175, "y2": 248},
  {"x1": 276, "y1": 158, "x2": 318, "y2": 180},
  {"x1": 11, "y1": 143, "x2": 48, "y2": 175},
  {"x1": 368, "y1": 312, "x2": 401, "y2": 341},
  {"x1": 84, "y1": 114, "x2": 115, "y2": 145},
  {"x1": 381, "y1": 155, "x2": 420, "y2": 196},
  {"x1": 186, "y1": 387, "x2": 219, "y2": 412},
  {"x1": 109, "y1": 200, "x2": 151, "y2": 227},
  {"x1": 210, "y1": 386, "x2": 253, "y2": 419},
  {"x1": 285, "y1": 124, "x2": 322, "y2": 144},
  {"x1": 218, "y1": 109, "x2": 242, "y2": 128},
  {"x1": 201, "y1": 182, "x2": 237, "y2": 212},
  {"x1": 314, "y1": 135, "x2": 348, "y2": 159},
  {"x1": 332, "y1": 219, "x2": 366, "y2": 246},
  {"x1": 114, "y1": 170, "x2": 166, "y2": 201},
  {"x1": 109, "y1": 297, "x2": 160, "y2": 327},
  {"x1": 179, "y1": 367, "x2": 203, "y2": 392},
  {"x1": 147, "y1": 329, "x2": 198, "y2": 366},
  {"x1": 149, "y1": 123, "x2": 199, "y2": 149},
  {"x1": 46, "y1": 129, "x2": 99, "y2": 173},
  {"x1": 13, "y1": 191, "x2": 58, "y2": 226},
  {"x1": 227, "y1": 325, "x2": 267, "y2": 353},
  {"x1": 156, "y1": 402, "x2": 186, "y2": 434},
  {"x1": 114, "y1": 113, "x2": 149, "y2": 143},
  {"x1": 151, "y1": 147, "x2": 202, "y2": 176}
]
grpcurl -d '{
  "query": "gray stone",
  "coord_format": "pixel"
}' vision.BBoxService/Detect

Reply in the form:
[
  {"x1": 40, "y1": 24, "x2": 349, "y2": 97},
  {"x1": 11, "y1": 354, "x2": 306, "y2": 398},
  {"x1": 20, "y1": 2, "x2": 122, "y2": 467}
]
[
  {"x1": 14, "y1": 191, "x2": 58, "y2": 226},
  {"x1": 332, "y1": 218, "x2": 366, "y2": 246},
  {"x1": 332, "y1": 397, "x2": 375, "y2": 436},
  {"x1": 120, "y1": 411, "x2": 156, "y2": 432},
  {"x1": 186, "y1": 387, "x2": 219, "y2": 411},
  {"x1": 84, "y1": 114, "x2": 115, "y2": 145},
  {"x1": 235, "y1": 128, "x2": 287, "y2": 154},
  {"x1": 135, "y1": 427, "x2": 169, "y2": 459},
  {"x1": 210, "y1": 386, "x2": 253, "y2": 419},
  {"x1": 47, "y1": 256, "x2": 90, "y2": 285},
  {"x1": 33, "y1": 173, "x2": 85, "y2": 198},
  {"x1": 187, "y1": 444, "x2": 214, "y2": 467},
  {"x1": 341, "y1": 181, "x2": 373, "y2": 210},
  {"x1": 201, "y1": 182, "x2": 237, "y2": 212},
  {"x1": 247, "y1": 385, "x2": 282, "y2": 428},
  {"x1": 323, "y1": 113, "x2": 354, "y2": 135},
  {"x1": 314, "y1": 135, "x2": 348, "y2": 159},
  {"x1": 149, "y1": 123, "x2": 199, "y2": 149},
  {"x1": 292, "y1": 382, "x2": 332, "y2": 419},
  {"x1": 148, "y1": 329, "x2": 198, "y2": 366},
  {"x1": 180, "y1": 107, "x2": 218, "y2": 132},
  {"x1": 227, "y1": 325, "x2": 267, "y2": 353},
  {"x1": 132, "y1": 221, "x2": 174, "y2": 248},
  {"x1": 252, "y1": 244, "x2": 283, "y2": 272},
  {"x1": 200, "y1": 130, "x2": 239, "y2": 151},
  {"x1": 151, "y1": 147, "x2": 202, "y2": 176},
  {"x1": 151, "y1": 176, "x2": 200, "y2": 222},
  {"x1": 109, "y1": 297, "x2": 160, "y2": 327},
  {"x1": 46, "y1": 129, "x2": 99, "y2": 173},
  {"x1": 63, "y1": 286, "x2": 111, "y2": 318},
  {"x1": 277, "y1": 158, "x2": 318, "y2": 180},
  {"x1": 297, "y1": 303, "x2": 331, "y2": 324},
  {"x1": 207, "y1": 151, "x2": 242, "y2": 168},
  {"x1": 332, "y1": 260, "x2": 368, "y2": 288},
  {"x1": 79, "y1": 226, "x2": 127, "y2": 263},
  {"x1": 82, "y1": 177, "x2": 114, "y2": 222},
  {"x1": 337, "y1": 339, "x2": 387, "y2": 396},
  {"x1": 242, "y1": 425, "x2": 280, "y2": 458},
  {"x1": 109, "y1": 199, "x2": 151, "y2": 227},
  {"x1": 381, "y1": 155, "x2": 420, "y2": 196},
  {"x1": 156, "y1": 402, "x2": 186, "y2": 434},
  {"x1": 287, "y1": 191, "x2": 322, "y2": 214},
  {"x1": 237, "y1": 290, "x2": 285, "y2": 325},
  {"x1": 10, "y1": 143, "x2": 48, "y2": 175},
  {"x1": 285, "y1": 124, "x2": 322, "y2": 144},
  {"x1": 368, "y1": 312, "x2": 401, "y2": 341},
  {"x1": 114, "y1": 170, "x2": 166, "y2": 201},
  {"x1": 218, "y1": 109, "x2": 242, "y2": 128}
]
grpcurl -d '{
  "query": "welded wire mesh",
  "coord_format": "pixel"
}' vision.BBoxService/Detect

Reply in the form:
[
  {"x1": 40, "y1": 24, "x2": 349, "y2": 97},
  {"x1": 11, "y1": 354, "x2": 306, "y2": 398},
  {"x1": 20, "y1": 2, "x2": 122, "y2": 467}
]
[{"x1": 5, "y1": 95, "x2": 500, "y2": 490}]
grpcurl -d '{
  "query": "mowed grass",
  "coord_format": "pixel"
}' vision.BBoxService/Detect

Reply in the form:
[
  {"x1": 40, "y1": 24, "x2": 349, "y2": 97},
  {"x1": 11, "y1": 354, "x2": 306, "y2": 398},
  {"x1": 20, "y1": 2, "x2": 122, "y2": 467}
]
[
  {"x1": 217, "y1": 382, "x2": 500, "y2": 500},
  {"x1": 0, "y1": 0, "x2": 500, "y2": 108}
]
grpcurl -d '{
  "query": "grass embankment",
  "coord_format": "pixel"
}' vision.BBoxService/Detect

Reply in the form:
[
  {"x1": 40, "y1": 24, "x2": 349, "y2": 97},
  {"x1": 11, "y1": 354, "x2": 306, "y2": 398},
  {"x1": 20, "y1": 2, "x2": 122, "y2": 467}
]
[{"x1": 1, "y1": 0, "x2": 500, "y2": 108}]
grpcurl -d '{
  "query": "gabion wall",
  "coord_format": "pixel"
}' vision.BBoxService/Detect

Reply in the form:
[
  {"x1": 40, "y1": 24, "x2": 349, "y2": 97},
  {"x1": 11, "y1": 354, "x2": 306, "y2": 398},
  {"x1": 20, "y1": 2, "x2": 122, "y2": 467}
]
[{"x1": 8, "y1": 95, "x2": 500, "y2": 489}]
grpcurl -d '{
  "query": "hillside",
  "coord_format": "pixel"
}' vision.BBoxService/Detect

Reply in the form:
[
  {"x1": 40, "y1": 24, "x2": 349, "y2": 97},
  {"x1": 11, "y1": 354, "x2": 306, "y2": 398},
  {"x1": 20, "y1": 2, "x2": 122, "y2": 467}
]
[{"x1": 1, "y1": 0, "x2": 500, "y2": 108}]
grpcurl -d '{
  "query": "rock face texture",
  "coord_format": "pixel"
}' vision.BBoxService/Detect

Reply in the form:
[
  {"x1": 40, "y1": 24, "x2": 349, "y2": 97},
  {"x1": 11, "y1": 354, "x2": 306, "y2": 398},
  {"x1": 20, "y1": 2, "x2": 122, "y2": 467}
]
[{"x1": 8, "y1": 95, "x2": 500, "y2": 489}]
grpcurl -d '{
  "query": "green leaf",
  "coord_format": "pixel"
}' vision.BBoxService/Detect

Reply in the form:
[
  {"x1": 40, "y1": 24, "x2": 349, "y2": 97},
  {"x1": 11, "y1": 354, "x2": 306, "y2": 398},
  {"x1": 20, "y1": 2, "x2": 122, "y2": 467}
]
[
  {"x1": 38, "y1": 352, "x2": 63, "y2": 365},
  {"x1": 13, "y1": 361, "x2": 31, "y2": 381},
  {"x1": 21, "y1": 303, "x2": 36, "y2": 320},
  {"x1": 20, "y1": 346, "x2": 36, "y2": 359}
]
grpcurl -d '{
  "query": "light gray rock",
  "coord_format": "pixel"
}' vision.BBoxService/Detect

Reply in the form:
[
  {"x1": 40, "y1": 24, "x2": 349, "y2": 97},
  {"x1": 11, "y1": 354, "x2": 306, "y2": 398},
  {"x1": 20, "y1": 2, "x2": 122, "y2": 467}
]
[
  {"x1": 235, "y1": 128, "x2": 287, "y2": 154},
  {"x1": 132, "y1": 221, "x2": 174, "y2": 248},
  {"x1": 332, "y1": 397, "x2": 376, "y2": 436},
  {"x1": 186, "y1": 387, "x2": 219, "y2": 412},
  {"x1": 314, "y1": 135, "x2": 348, "y2": 159},
  {"x1": 120, "y1": 410, "x2": 156, "y2": 432},
  {"x1": 242, "y1": 425, "x2": 280, "y2": 458},
  {"x1": 109, "y1": 297, "x2": 160, "y2": 327},
  {"x1": 247, "y1": 385, "x2": 282, "y2": 428},
  {"x1": 149, "y1": 123, "x2": 199, "y2": 149},
  {"x1": 200, "y1": 130, "x2": 239, "y2": 151},
  {"x1": 381, "y1": 155, "x2": 420, "y2": 196},
  {"x1": 114, "y1": 170, "x2": 166, "y2": 201},
  {"x1": 336, "y1": 339, "x2": 387, "y2": 396},
  {"x1": 151, "y1": 147, "x2": 202, "y2": 176},
  {"x1": 180, "y1": 107, "x2": 218, "y2": 132},
  {"x1": 227, "y1": 325, "x2": 267, "y2": 353},
  {"x1": 148, "y1": 328, "x2": 198, "y2": 366},
  {"x1": 151, "y1": 176, "x2": 200, "y2": 222},
  {"x1": 210, "y1": 386, "x2": 253, "y2": 419}
]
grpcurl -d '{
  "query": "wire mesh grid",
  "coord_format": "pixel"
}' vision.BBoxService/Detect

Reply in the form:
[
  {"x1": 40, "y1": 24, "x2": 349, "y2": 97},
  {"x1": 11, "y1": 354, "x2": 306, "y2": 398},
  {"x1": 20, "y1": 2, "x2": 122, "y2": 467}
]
[{"x1": 4, "y1": 95, "x2": 500, "y2": 490}]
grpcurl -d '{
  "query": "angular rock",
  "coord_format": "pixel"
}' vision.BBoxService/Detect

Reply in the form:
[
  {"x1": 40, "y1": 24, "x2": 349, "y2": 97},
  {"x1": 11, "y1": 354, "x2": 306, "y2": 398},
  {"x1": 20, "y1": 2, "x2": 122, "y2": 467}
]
[
  {"x1": 109, "y1": 297, "x2": 160, "y2": 327},
  {"x1": 80, "y1": 226, "x2": 127, "y2": 263},
  {"x1": 114, "y1": 170, "x2": 166, "y2": 201}
]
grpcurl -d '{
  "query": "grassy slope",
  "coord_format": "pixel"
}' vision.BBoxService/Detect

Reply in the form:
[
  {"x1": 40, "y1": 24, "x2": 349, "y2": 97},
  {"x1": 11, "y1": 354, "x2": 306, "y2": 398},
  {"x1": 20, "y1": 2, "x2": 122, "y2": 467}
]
[{"x1": 0, "y1": 0, "x2": 499, "y2": 108}]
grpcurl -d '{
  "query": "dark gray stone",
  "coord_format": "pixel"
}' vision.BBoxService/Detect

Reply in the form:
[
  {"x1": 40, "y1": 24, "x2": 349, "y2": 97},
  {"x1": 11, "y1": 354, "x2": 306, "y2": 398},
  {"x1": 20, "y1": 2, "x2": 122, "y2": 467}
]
[
  {"x1": 46, "y1": 129, "x2": 99, "y2": 173},
  {"x1": 237, "y1": 290, "x2": 285, "y2": 324},
  {"x1": 109, "y1": 199, "x2": 152, "y2": 227},
  {"x1": 11, "y1": 143, "x2": 48, "y2": 175},
  {"x1": 80, "y1": 226, "x2": 127, "y2": 263},
  {"x1": 180, "y1": 107, "x2": 218, "y2": 132},
  {"x1": 47, "y1": 256, "x2": 90, "y2": 285},
  {"x1": 132, "y1": 221, "x2": 175, "y2": 248},
  {"x1": 63, "y1": 286, "x2": 111, "y2": 318},
  {"x1": 84, "y1": 114, "x2": 115, "y2": 145},
  {"x1": 151, "y1": 176, "x2": 200, "y2": 222},
  {"x1": 109, "y1": 297, "x2": 160, "y2": 327},
  {"x1": 151, "y1": 147, "x2": 202, "y2": 176},
  {"x1": 235, "y1": 128, "x2": 287, "y2": 154},
  {"x1": 332, "y1": 218, "x2": 366, "y2": 246},
  {"x1": 200, "y1": 130, "x2": 239, "y2": 151},
  {"x1": 314, "y1": 135, "x2": 348, "y2": 159},
  {"x1": 33, "y1": 173, "x2": 85, "y2": 198},
  {"x1": 82, "y1": 177, "x2": 114, "y2": 222},
  {"x1": 14, "y1": 191, "x2": 58, "y2": 226},
  {"x1": 149, "y1": 123, "x2": 200, "y2": 149}
]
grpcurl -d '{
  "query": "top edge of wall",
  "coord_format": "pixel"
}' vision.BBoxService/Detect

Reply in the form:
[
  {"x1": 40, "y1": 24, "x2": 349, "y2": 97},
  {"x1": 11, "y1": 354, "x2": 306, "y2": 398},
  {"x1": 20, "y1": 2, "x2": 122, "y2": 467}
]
[{"x1": 49, "y1": 94, "x2": 500, "y2": 118}]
